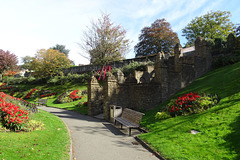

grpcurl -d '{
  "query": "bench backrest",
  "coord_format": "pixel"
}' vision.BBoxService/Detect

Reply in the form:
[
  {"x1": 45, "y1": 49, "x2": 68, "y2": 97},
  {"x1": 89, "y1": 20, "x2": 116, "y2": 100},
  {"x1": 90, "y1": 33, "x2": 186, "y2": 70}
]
[{"x1": 121, "y1": 108, "x2": 145, "y2": 126}]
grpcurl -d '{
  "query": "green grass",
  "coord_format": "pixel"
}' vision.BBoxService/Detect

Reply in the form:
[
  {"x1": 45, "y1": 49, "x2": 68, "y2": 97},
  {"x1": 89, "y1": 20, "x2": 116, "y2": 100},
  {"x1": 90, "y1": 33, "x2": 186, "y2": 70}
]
[
  {"x1": 0, "y1": 110, "x2": 70, "y2": 160},
  {"x1": 140, "y1": 62, "x2": 240, "y2": 160}
]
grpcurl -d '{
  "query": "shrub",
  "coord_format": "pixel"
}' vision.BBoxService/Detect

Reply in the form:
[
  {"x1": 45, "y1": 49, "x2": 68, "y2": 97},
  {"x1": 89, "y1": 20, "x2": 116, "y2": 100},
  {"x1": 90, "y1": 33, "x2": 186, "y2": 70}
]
[
  {"x1": 0, "y1": 92, "x2": 29, "y2": 131},
  {"x1": 111, "y1": 61, "x2": 154, "y2": 76},
  {"x1": 47, "y1": 73, "x2": 90, "y2": 85},
  {"x1": 212, "y1": 52, "x2": 240, "y2": 68},
  {"x1": 47, "y1": 76, "x2": 59, "y2": 85},
  {"x1": 163, "y1": 92, "x2": 220, "y2": 117},
  {"x1": 155, "y1": 112, "x2": 171, "y2": 120}
]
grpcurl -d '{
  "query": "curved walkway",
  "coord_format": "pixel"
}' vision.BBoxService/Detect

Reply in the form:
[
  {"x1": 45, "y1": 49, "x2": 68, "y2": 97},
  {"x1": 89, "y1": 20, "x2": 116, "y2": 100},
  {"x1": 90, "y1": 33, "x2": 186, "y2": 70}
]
[{"x1": 38, "y1": 106, "x2": 158, "y2": 160}]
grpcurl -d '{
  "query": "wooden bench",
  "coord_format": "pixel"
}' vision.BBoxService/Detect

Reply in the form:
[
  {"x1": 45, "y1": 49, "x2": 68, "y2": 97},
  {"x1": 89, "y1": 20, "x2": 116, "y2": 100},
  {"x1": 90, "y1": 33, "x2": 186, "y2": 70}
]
[
  {"x1": 36, "y1": 98, "x2": 48, "y2": 106},
  {"x1": 115, "y1": 108, "x2": 145, "y2": 136}
]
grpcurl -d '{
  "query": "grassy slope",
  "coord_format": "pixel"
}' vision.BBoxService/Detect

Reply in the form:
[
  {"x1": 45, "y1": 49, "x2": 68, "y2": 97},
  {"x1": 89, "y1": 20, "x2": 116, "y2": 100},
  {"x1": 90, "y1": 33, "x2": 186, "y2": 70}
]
[
  {"x1": 0, "y1": 110, "x2": 70, "y2": 160},
  {"x1": 140, "y1": 62, "x2": 240, "y2": 160}
]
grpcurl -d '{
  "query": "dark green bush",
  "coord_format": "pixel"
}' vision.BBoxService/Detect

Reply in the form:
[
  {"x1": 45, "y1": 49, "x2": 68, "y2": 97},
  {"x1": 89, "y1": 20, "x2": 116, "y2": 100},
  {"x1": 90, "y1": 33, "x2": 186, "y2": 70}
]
[
  {"x1": 111, "y1": 61, "x2": 154, "y2": 76},
  {"x1": 47, "y1": 73, "x2": 90, "y2": 85},
  {"x1": 213, "y1": 51, "x2": 240, "y2": 68}
]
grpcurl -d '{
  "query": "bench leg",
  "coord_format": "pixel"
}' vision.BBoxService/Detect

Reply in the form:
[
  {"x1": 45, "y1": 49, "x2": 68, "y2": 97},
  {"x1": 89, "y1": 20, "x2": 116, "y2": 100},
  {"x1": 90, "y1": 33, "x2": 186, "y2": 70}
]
[
  {"x1": 129, "y1": 128, "x2": 131, "y2": 136},
  {"x1": 121, "y1": 124, "x2": 123, "y2": 129}
]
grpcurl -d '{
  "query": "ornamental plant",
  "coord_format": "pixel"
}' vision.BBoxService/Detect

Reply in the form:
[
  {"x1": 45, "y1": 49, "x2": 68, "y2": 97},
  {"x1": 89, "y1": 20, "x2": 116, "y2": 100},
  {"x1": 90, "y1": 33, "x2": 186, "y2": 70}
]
[
  {"x1": 69, "y1": 90, "x2": 82, "y2": 101},
  {"x1": 0, "y1": 83, "x2": 6, "y2": 87},
  {"x1": 40, "y1": 92, "x2": 57, "y2": 98},
  {"x1": 163, "y1": 92, "x2": 219, "y2": 117},
  {"x1": 0, "y1": 92, "x2": 29, "y2": 131},
  {"x1": 0, "y1": 86, "x2": 13, "y2": 90},
  {"x1": 54, "y1": 90, "x2": 72, "y2": 104},
  {"x1": 23, "y1": 88, "x2": 37, "y2": 99}
]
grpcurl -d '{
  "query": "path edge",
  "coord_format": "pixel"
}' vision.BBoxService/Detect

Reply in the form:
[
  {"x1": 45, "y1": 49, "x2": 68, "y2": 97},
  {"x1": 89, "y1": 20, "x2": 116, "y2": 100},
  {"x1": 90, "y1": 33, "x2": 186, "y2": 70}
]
[{"x1": 135, "y1": 136, "x2": 166, "y2": 160}]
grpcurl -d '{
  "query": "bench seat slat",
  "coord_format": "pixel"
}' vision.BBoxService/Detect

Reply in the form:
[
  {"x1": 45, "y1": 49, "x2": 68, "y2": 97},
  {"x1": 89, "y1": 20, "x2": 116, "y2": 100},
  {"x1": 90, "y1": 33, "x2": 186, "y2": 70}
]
[{"x1": 115, "y1": 117, "x2": 138, "y2": 128}]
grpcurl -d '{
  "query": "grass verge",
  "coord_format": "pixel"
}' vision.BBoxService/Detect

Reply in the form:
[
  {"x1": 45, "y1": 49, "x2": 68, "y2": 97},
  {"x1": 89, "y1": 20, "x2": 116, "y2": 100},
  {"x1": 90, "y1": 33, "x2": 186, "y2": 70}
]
[
  {"x1": 140, "y1": 62, "x2": 240, "y2": 159},
  {"x1": 0, "y1": 110, "x2": 70, "y2": 160}
]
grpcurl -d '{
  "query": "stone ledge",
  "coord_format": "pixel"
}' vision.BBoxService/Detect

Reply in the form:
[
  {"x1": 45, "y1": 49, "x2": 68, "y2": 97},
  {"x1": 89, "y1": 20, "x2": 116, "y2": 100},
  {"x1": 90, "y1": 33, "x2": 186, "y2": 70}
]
[{"x1": 134, "y1": 136, "x2": 166, "y2": 160}]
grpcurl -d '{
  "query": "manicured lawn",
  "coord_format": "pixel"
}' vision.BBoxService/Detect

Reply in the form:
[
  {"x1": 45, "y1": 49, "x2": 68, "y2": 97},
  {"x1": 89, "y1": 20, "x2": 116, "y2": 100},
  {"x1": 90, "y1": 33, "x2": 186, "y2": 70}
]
[
  {"x1": 140, "y1": 62, "x2": 240, "y2": 159},
  {"x1": 0, "y1": 110, "x2": 70, "y2": 160}
]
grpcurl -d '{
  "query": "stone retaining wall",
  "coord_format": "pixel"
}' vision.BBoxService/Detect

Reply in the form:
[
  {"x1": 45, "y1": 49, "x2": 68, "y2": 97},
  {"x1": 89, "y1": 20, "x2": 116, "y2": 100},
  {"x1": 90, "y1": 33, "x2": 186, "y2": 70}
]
[{"x1": 88, "y1": 37, "x2": 213, "y2": 120}]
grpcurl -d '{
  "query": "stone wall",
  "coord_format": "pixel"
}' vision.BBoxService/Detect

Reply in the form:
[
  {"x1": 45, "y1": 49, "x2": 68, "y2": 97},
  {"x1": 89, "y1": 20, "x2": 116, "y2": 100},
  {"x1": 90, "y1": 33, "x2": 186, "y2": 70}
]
[
  {"x1": 88, "y1": 37, "x2": 212, "y2": 120},
  {"x1": 63, "y1": 54, "x2": 157, "y2": 75}
]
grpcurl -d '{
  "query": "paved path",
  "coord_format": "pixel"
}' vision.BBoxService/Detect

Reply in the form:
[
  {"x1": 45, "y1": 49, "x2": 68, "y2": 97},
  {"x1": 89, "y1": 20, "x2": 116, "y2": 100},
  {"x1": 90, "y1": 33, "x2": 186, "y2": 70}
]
[{"x1": 38, "y1": 106, "x2": 158, "y2": 160}]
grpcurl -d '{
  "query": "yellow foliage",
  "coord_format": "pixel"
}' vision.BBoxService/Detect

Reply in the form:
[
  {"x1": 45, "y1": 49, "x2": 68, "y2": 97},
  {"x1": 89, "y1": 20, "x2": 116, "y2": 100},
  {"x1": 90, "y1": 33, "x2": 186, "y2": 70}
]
[{"x1": 30, "y1": 49, "x2": 71, "y2": 78}]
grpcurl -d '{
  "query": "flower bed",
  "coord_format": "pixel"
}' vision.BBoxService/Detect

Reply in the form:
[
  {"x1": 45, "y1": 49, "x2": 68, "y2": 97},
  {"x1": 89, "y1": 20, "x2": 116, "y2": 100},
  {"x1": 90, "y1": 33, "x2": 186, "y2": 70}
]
[
  {"x1": 0, "y1": 86, "x2": 13, "y2": 90},
  {"x1": 155, "y1": 92, "x2": 220, "y2": 120},
  {"x1": 169, "y1": 92, "x2": 201, "y2": 116},
  {"x1": 40, "y1": 92, "x2": 57, "y2": 98},
  {"x1": 0, "y1": 83, "x2": 6, "y2": 87},
  {"x1": 0, "y1": 92, "x2": 29, "y2": 131},
  {"x1": 23, "y1": 88, "x2": 37, "y2": 99},
  {"x1": 69, "y1": 90, "x2": 82, "y2": 100}
]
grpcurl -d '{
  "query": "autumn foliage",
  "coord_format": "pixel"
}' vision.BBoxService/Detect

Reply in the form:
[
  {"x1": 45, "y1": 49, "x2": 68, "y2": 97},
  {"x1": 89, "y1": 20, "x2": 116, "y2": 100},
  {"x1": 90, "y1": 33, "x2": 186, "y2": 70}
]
[
  {"x1": 3, "y1": 71, "x2": 18, "y2": 76},
  {"x1": 80, "y1": 13, "x2": 130, "y2": 65},
  {"x1": 30, "y1": 49, "x2": 71, "y2": 78},
  {"x1": 0, "y1": 49, "x2": 18, "y2": 74},
  {"x1": 135, "y1": 18, "x2": 179, "y2": 57}
]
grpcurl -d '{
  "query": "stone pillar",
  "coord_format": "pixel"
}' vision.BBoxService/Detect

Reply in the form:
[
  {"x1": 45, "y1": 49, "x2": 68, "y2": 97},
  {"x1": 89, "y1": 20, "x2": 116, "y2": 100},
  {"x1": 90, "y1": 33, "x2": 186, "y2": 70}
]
[
  {"x1": 114, "y1": 69, "x2": 125, "y2": 84},
  {"x1": 195, "y1": 36, "x2": 212, "y2": 72},
  {"x1": 174, "y1": 43, "x2": 182, "y2": 72},
  {"x1": 88, "y1": 76, "x2": 102, "y2": 116},
  {"x1": 103, "y1": 73, "x2": 118, "y2": 121},
  {"x1": 154, "y1": 52, "x2": 169, "y2": 101}
]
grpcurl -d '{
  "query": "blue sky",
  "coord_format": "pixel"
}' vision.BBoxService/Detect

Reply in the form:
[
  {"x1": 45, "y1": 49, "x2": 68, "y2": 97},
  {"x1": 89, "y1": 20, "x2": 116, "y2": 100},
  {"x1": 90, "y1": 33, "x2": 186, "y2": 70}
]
[{"x1": 0, "y1": 0, "x2": 239, "y2": 65}]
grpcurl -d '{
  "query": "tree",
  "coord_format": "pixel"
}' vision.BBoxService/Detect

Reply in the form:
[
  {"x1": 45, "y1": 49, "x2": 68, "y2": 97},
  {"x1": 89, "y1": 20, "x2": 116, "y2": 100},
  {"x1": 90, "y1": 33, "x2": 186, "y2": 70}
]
[
  {"x1": 235, "y1": 24, "x2": 240, "y2": 48},
  {"x1": 80, "y1": 13, "x2": 130, "y2": 65},
  {"x1": 235, "y1": 24, "x2": 240, "y2": 36},
  {"x1": 135, "y1": 19, "x2": 179, "y2": 57},
  {"x1": 21, "y1": 56, "x2": 34, "y2": 70},
  {"x1": 30, "y1": 49, "x2": 71, "y2": 78},
  {"x1": 182, "y1": 11, "x2": 235, "y2": 45},
  {"x1": 0, "y1": 49, "x2": 18, "y2": 74},
  {"x1": 50, "y1": 44, "x2": 70, "y2": 57}
]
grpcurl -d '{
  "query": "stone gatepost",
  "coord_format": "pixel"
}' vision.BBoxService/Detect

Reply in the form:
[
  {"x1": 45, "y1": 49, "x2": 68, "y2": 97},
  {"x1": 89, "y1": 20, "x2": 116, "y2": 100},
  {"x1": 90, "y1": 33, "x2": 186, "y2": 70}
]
[
  {"x1": 88, "y1": 76, "x2": 103, "y2": 116},
  {"x1": 154, "y1": 52, "x2": 169, "y2": 101},
  {"x1": 103, "y1": 73, "x2": 118, "y2": 121},
  {"x1": 114, "y1": 69, "x2": 125, "y2": 84},
  {"x1": 195, "y1": 37, "x2": 212, "y2": 73},
  {"x1": 174, "y1": 43, "x2": 182, "y2": 73}
]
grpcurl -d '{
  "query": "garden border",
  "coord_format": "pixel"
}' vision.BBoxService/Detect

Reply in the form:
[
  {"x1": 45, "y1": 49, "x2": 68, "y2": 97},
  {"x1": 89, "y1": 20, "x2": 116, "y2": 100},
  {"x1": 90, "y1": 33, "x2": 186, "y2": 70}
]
[{"x1": 135, "y1": 136, "x2": 166, "y2": 160}]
